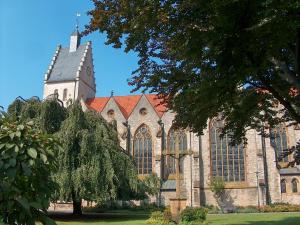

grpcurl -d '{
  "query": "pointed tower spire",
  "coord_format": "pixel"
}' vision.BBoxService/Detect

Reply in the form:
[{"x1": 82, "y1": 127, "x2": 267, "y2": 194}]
[{"x1": 69, "y1": 13, "x2": 81, "y2": 52}]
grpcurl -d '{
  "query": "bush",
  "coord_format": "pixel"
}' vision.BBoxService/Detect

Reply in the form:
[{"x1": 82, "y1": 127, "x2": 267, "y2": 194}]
[
  {"x1": 204, "y1": 205, "x2": 221, "y2": 214},
  {"x1": 235, "y1": 206, "x2": 259, "y2": 213},
  {"x1": 180, "y1": 207, "x2": 207, "y2": 224},
  {"x1": 146, "y1": 211, "x2": 175, "y2": 225},
  {"x1": 259, "y1": 203, "x2": 300, "y2": 212}
]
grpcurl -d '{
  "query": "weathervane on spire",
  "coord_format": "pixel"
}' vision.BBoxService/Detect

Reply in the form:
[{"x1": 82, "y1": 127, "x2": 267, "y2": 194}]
[{"x1": 76, "y1": 12, "x2": 81, "y2": 30}]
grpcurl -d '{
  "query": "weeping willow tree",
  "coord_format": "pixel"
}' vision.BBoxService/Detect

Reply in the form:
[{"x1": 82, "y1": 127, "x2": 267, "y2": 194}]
[{"x1": 6, "y1": 98, "x2": 139, "y2": 215}]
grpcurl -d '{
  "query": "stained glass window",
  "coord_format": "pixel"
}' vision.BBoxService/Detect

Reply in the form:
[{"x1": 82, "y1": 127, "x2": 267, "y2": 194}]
[
  {"x1": 292, "y1": 179, "x2": 298, "y2": 193},
  {"x1": 133, "y1": 124, "x2": 152, "y2": 174},
  {"x1": 281, "y1": 179, "x2": 287, "y2": 193},
  {"x1": 210, "y1": 120, "x2": 245, "y2": 182},
  {"x1": 165, "y1": 128, "x2": 187, "y2": 175},
  {"x1": 270, "y1": 125, "x2": 289, "y2": 162}
]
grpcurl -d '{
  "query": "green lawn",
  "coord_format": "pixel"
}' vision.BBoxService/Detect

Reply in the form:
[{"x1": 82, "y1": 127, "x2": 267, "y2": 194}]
[
  {"x1": 48, "y1": 212, "x2": 300, "y2": 225},
  {"x1": 207, "y1": 213, "x2": 300, "y2": 225}
]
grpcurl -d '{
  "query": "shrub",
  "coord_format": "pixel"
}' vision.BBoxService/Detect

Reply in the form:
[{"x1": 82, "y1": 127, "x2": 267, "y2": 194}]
[
  {"x1": 204, "y1": 205, "x2": 221, "y2": 214},
  {"x1": 235, "y1": 206, "x2": 259, "y2": 213},
  {"x1": 180, "y1": 207, "x2": 207, "y2": 224},
  {"x1": 146, "y1": 211, "x2": 175, "y2": 225},
  {"x1": 259, "y1": 203, "x2": 300, "y2": 212}
]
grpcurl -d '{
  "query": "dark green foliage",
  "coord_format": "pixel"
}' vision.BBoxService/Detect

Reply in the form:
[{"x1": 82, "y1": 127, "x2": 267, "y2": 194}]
[
  {"x1": 5, "y1": 98, "x2": 140, "y2": 215},
  {"x1": 40, "y1": 100, "x2": 66, "y2": 134},
  {"x1": 180, "y1": 207, "x2": 208, "y2": 224},
  {"x1": 0, "y1": 117, "x2": 59, "y2": 225},
  {"x1": 7, "y1": 99, "x2": 25, "y2": 119},
  {"x1": 86, "y1": 0, "x2": 300, "y2": 162},
  {"x1": 53, "y1": 103, "x2": 138, "y2": 214},
  {"x1": 147, "y1": 210, "x2": 175, "y2": 225}
]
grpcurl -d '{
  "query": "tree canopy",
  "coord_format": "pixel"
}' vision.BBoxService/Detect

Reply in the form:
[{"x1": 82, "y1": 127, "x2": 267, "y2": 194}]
[
  {"x1": 0, "y1": 114, "x2": 58, "y2": 225},
  {"x1": 85, "y1": 0, "x2": 300, "y2": 162},
  {"x1": 5, "y1": 98, "x2": 140, "y2": 215}
]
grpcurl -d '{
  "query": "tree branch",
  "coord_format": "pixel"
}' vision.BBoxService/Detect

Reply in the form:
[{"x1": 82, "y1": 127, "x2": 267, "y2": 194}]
[
  {"x1": 270, "y1": 57, "x2": 300, "y2": 89},
  {"x1": 260, "y1": 76, "x2": 300, "y2": 123}
]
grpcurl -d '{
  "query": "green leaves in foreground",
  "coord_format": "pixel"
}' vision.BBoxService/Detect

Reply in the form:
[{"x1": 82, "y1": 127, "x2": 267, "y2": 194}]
[{"x1": 0, "y1": 118, "x2": 59, "y2": 225}]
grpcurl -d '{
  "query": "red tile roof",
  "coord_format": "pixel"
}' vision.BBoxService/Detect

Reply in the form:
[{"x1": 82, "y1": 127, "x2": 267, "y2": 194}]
[
  {"x1": 85, "y1": 97, "x2": 110, "y2": 112},
  {"x1": 145, "y1": 94, "x2": 167, "y2": 118},
  {"x1": 113, "y1": 95, "x2": 142, "y2": 118},
  {"x1": 85, "y1": 94, "x2": 167, "y2": 118}
]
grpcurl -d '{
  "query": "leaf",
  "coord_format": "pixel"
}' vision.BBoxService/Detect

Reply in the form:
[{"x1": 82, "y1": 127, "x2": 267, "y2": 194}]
[
  {"x1": 15, "y1": 131, "x2": 21, "y2": 137},
  {"x1": 27, "y1": 148, "x2": 37, "y2": 159},
  {"x1": 40, "y1": 153, "x2": 47, "y2": 163},
  {"x1": 9, "y1": 158, "x2": 16, "y2": 167},
  {"x1": 16, "y1": 197, "x2": 30, "y2": 211},
  {"x1": 17, "y1": 124, "x2": 25, "y2": 130},
  {"x1": 14, "y1": 145, "x2": 19, "y2": 153},
  {"x1": 7, "y1": 168, "x2": 17, "y2": 178},
  {"x1": 29, "y1": 201, "x2": 42, "y2": 209},
  {"x1": 9, "y1": 133, "x2": 15, "y2": 140}
]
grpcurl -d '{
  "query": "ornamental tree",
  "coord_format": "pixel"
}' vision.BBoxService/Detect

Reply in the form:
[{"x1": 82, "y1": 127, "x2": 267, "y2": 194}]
[
  {"x1": 0, "y1": 114, "x2": 59, "y2": 225},
  {"x1": 85, "y1": 0, "x2": 300, "y2": 163},
  {"x1": 53, "y1": 103, "x2": 138, "y2": 215}
]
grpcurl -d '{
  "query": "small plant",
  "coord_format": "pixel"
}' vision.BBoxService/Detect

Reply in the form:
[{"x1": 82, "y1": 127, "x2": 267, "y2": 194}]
[
  {"x1": 146, "y1": 210, "x2": 175, "y2": 225},
  {"x1": 179, "y1": 207, "x2": 208, "y2": 224},
  {"x1": 210, "y1": 177, "x2": 225, "y2": 198}
]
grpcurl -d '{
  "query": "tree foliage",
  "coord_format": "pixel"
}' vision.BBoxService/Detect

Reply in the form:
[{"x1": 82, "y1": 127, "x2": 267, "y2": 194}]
[
  {"x1": 0, "y1": 116, "x2": 58, "y2": 225},
  {"x1": 86, "y1": 0, "x2": 300, "y2": 162},
  {"x1": 51, "y1": 102, "x2": 138, "y2": 214}
]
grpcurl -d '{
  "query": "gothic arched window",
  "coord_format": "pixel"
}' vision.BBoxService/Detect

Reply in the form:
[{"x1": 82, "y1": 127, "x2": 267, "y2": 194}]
[
  {"x1": 292, "y1": 179, "x2": 298, "y2": 193},
  {"x1": 270, "y1": 125, "x2": 289, "y2": 162},
  {"x1": 210, "y1": 120, "x2": 245, "y2": 182},
  {"x1": 63, "y1": 88, "x2": 68, "y2": 101},
  {"x1": 281, "y1": 179, "x2": 287, "y2": 193},
  {"x1": 133, "y1": 124, "x2": 152, "y2": 174},
  {"x1": 165, "y1": 128, "x2": 187, "y2": 175}
]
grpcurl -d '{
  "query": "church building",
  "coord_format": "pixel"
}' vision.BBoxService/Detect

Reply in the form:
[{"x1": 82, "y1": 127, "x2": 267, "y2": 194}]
[{"x1": 43, "y1": 29, "x2": 300, "y2": 207}]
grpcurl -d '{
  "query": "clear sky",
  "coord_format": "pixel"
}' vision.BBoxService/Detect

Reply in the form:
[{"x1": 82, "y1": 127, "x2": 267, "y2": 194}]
[{"x1": 0, "y1": 0, "x2": 140, "y2": 110}]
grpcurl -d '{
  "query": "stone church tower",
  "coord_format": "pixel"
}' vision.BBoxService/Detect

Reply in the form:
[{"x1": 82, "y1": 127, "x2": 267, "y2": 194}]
[{"x1": 43, "y1": 28, "x2": 96, "y2": 105}]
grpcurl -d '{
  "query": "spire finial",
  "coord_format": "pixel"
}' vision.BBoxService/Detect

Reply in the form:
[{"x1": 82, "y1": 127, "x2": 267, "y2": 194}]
[
  {"x1": 111, "y1": 90, "x2": 114, "y2": 97},
  {"x1": 76, "y1": 12, "x2": 81, "y2": 30}
]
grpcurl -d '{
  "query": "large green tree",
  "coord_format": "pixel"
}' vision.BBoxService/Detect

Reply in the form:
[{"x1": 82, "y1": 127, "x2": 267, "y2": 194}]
[
  {"x1": 0, "y1": 113, "x2": 58, "y2": 225},
  {"x1": 53, "y1": 103, "x2": 138, "y2": 215},
  {"x1": 85, "y1": 0, "x2": 300, "y2": 163},
  {"x1": 6, "y1": 98, "x2": 139, "y2": 215}
]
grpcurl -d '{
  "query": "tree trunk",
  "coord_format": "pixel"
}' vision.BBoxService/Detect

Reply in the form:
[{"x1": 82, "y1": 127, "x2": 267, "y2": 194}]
[{"x1": 72, "y1": 190, "x2": 82, "y2": 215}]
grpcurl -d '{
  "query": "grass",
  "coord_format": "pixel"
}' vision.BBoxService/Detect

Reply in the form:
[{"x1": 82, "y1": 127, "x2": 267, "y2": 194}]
[
  {"x1": 47, "y1": 211, "x2": 300, "y2": 225},
  {"x1": 207, "y1": 212, "x2": 300, "y2": 225}
]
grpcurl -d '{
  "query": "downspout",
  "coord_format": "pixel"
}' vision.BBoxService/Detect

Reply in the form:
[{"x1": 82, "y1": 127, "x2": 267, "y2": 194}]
[
  {"x1": 261, "y1": 125, "x2": 271, "y2": 205},
  {"x1": 190, "y1": 131, "x2": 193, "y2": 207},
  {"x1": 158, "y1": 119, "x2": 165, "y2": 207}
]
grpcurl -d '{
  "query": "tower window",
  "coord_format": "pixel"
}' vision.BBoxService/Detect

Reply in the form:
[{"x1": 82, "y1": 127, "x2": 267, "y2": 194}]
[
  {"x1": 54, "y1": 89, "x2": 58, "y2": 97},
  {"x1": 63, "y1": 88, "x2": 68, "y2": 101}
]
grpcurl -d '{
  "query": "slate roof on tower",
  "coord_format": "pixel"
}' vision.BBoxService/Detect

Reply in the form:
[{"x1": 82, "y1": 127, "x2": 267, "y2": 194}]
[
  {"x1": 45, "y1": 42, "x2": 89, "y2": 83},
  {"x1": 86, "y1": 94, "x2": 167, "y2": 119}
]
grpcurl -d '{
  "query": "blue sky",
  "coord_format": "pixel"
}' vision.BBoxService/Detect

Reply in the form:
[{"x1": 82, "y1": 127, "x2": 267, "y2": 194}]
[{"x1": 0, "y1": 0, "x2": 140, "y2": 110}]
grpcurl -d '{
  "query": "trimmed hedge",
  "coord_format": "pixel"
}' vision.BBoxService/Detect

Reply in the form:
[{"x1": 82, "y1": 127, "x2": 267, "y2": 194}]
[
  {"x1": 180, "y1": 207, "x2": 208, "y2": 224},
  {"x1": 259, "y1": 203, "x2": 300, "y2": 212}
]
